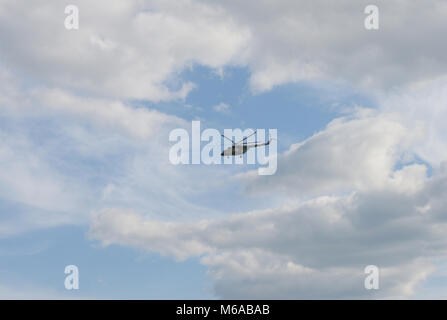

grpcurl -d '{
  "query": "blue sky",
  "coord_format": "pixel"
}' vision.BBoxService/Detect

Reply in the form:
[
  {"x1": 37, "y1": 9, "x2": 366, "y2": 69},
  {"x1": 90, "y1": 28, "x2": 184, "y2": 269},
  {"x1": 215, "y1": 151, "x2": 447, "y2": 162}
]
[
  {"x1": 0, "y1": 226, "x2": 212, "y2": 299},
  {"x1": 1, "y1": 0, "x2": 447, "y2": 299}
]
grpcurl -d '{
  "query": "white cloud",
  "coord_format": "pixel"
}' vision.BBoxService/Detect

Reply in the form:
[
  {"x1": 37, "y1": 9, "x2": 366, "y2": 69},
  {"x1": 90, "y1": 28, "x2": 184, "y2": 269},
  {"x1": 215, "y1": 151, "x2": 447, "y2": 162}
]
[
  {"x1": 0, "y1": 132, "x2": 84, "y2": 214},
  {"x1": 2, "y1": 0, "x2": 447, "y2": 105},
  {"x1": 380, "y1": 76, "x2": 447, "y2": 166},
  {"x1": 240, "y1": 109, "x2": 425, "y2": 197},
  {"x1": 213, "y1": 102, "x2": 230, "y2": 113},
  {"x1": 90, "y1": 208, "x2": 214, "y2": 261},
  {"x1": 0, "y1": 0, "x2": 250, "y2": 101},
  {"x1": 203, "y1": 0, "x2": 447, "y2": 93},
  {"x1": 0, "y1": 283, "x2": 62, "y2": 299},
  {"x1": 3, "y1": 0, "x2": 446, "y2": 102}
]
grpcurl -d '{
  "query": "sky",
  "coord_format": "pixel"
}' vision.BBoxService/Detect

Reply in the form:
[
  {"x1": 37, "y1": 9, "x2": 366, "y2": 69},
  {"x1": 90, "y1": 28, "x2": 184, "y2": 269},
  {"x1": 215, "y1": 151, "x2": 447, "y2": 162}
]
[{"x1": 1, "y1": 0, "x2": 447, "y2": 299}]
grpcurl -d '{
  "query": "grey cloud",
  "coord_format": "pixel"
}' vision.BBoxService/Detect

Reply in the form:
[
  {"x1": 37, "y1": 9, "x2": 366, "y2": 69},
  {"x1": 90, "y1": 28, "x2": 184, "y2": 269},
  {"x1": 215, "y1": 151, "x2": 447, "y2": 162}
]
[
  {"x1": 203, "y1": 0, "x2": 447, "y2": 92},
  {"x1": 89, "y1": 165, "x2": 447, "y2": 298},
  {"x1": 2, "y1": 0, "x2": 446, "y2": 102}
]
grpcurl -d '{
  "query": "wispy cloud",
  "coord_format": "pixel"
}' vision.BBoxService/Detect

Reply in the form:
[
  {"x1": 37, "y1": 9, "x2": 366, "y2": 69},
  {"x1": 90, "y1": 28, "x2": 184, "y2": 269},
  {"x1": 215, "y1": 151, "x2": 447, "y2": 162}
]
[{"x1": 213, "y1": 102, "x2": 230, "y2": 113}]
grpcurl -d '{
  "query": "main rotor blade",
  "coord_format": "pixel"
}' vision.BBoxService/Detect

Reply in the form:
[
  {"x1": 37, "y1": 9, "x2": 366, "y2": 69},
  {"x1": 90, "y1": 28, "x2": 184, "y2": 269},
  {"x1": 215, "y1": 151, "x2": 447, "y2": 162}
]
[
  {"x1": 221, "y1": 134, "x2": 235, "y2": 145},
  {"x1": 236, "y1": 130, "x2": 257, "y2": 144}
]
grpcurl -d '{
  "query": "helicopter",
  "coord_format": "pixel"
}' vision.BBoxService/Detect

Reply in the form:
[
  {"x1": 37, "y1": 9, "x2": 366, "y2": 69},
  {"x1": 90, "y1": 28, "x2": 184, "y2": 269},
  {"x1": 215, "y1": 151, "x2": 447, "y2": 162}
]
[{"x1": 220, "y1": 130, "x2": 272, "y2": 157}]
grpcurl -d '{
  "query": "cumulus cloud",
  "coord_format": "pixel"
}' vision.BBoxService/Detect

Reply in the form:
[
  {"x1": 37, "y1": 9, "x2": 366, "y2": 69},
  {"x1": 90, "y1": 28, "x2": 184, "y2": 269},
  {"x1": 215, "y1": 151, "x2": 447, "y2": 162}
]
[
  {"x1": 381, "y1": 76, "x2": 447, "y2": 166},
  {"x1": 90, "y1": 167, "x2": 447, "y2": 298},
  {"x1": 203, "y1": 0, "x2": 447, "y2": 92},
  {"x1": 89, "y1": 112, "x2": 447, "y2": 298},
  {"x1": 2, "y1": 0, "x2": 446, "y2": 102},
  {"x1": 0, "y1": 0, "x2": 250, "y2": 101},
  {"x1": 240, "y1": 109, "x2": 426, "y2": 197}
]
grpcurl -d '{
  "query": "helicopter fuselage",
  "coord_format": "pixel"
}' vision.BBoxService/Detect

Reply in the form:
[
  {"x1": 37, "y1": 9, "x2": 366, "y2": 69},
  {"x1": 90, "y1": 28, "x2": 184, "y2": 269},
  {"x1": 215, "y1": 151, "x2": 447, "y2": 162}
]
[{"x1": 221, "y1": 141, "x2": 270, "y2": 156}]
